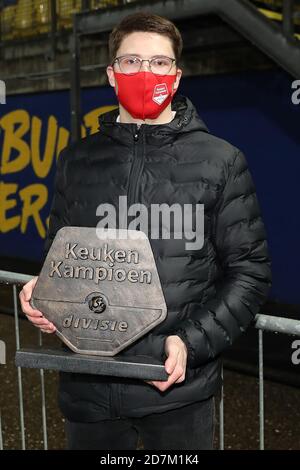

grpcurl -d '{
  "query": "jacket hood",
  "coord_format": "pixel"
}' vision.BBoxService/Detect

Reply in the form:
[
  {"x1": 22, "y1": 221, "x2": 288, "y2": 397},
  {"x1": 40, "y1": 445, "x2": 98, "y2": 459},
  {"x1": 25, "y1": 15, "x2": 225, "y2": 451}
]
[{"x1": 97, "y1": 93, "x2": 210, "y2": 136}]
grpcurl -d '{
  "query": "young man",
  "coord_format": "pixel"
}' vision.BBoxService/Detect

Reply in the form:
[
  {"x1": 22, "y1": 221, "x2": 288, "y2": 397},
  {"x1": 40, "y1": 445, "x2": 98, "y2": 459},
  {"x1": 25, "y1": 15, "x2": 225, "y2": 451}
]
[{"x1": 19, "y1": 12, "x2": 272, "y2": 450}]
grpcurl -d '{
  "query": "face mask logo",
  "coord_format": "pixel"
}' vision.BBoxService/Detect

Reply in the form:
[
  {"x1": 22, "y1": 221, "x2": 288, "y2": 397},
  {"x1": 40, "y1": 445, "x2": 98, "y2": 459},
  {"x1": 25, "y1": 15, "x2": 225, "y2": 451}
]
[{"x1": 152, "y1": 83, "x2": 169, "y2": 105}]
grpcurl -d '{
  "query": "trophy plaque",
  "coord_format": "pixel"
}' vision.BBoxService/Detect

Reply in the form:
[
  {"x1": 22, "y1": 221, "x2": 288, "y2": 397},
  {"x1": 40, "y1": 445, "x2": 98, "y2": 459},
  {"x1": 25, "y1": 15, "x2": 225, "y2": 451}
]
[{"x1": 15, "y1": 227, "x2": 169, "y2": 381}]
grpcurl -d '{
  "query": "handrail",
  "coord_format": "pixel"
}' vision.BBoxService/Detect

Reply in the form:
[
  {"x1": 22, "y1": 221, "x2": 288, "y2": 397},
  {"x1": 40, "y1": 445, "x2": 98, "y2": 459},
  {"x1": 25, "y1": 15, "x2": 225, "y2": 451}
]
[
  {"x1": 1, "y1": 269, "x2": 299, "y2": 336},
  {"x1": 0, "y1": 269, "x2": 35, "y2": 286},
  {"x1": 0, "y1": 267, "x2": 299, "y2": 450}
]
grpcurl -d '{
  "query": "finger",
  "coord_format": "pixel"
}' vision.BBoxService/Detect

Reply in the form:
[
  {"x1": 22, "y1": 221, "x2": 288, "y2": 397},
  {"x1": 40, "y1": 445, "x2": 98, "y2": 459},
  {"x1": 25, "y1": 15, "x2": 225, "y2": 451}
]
[
  {"x1": 174, "y1": 366, "x2": 186, "y2": 384},
  {"x1": 40, "y1": 327, "x2": 55, "y2": 334},
  {"x1": 23, "y1": 310, "x2": 47, "y2": 319},
  {"x1": 24, "y1": 310, "x2": 46, "y2": 320},
  {"x1": 164, "y1": 349, "x2": 179, "y2": 375},
  {"x1": 19, "y1": 292, "x2": 44, "y2": 318},
  {"x1": 146, "y1": 377, "x2": 168, "y2": 389},
  {"x1": 21, "y1": 277, "x2": 38, "y2": 301},
  {"x1": 173, "y1": 352, "x2": 187, "y2": 383},
  {"x1": 166, "y1": 366, "x2": 184, "y2": 385},
  {"x1": 28, "y1": 317, "x2": 54, "y2": 327},
  {"x1": 19, "y1": 289, "x2": 29, "y2": 309},
  {"x1": 151, "y1": 367, "x2": 184, "y2": 392},
  {"x1": 148, "y1": 347, "x2": 188, "y2": 391},
  {"x1": 151, "y1": 353, "x2": 183, "y2": 391},
  {"x1": 33, "y1": 323, "x2": 54, "y2": 330},
  {"x1": 20, "y1": 301, "x2": 46, "y2": 318},
  {"x1": 39, "y1": 323, "x2": 56, "y2": 331},
  {"x1": 145, "y1": 380, "x2": 166, "y2": 387},
  {"x1": 25, "y1": 312, "x2": 55, "y2": 327},
  {"x1": 174, "y1": 375, "x2": 185, "y2": 384}
]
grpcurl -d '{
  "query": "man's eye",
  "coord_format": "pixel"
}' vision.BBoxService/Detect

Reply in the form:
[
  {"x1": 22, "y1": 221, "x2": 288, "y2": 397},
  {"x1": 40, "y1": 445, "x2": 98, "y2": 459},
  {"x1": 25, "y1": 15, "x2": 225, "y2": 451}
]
[
  {"x1": 124, "y1": 57, "x2": 138, "y2": 65},
  {"x1": 153, "y1": 59, "x2": 169, "y2": 66}
]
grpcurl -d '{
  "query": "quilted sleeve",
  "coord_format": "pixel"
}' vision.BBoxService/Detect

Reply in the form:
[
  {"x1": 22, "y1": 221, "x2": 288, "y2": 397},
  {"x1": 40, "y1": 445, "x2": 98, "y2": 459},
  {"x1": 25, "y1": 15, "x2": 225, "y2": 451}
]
[
  {"x1": 43, "y1": 146, "x2": 70, "y2": 263},
  {"x1": 172, "y1": 149, "x2": 272, "y2": 369}
]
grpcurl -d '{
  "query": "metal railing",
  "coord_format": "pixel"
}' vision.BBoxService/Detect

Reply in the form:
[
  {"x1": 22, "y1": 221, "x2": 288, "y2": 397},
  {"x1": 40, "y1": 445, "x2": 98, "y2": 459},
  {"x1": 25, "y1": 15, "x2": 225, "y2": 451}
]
[
  {"x1": 0, "y1": 270, "x2": 47, "y2": 450},
  {"x1": 0, "y1": 0, "x2": 299, "y2": 44},
  {"x1": 0, "y1": 268, "x2": 300, "y2": 450},
  {"x1": 0, "y1": 0, "x2": 139, "y2": 41}
]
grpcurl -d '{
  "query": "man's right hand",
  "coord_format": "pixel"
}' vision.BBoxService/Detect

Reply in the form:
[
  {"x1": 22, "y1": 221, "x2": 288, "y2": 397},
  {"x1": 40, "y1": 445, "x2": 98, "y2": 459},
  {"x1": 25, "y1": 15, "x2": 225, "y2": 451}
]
[{"x1": 19, "y1": 276, "x2": 56, "y2": 334}]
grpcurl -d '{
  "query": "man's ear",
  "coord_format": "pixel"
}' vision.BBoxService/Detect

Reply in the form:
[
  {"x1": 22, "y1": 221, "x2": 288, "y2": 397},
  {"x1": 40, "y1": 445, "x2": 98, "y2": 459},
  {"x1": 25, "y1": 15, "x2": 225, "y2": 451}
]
[
  {"x1": 106, "y1": 65, "x2": 116, "y2": 88},
  {"x1": 173, "y1": 68, "x2": 182, "y2": 93}
]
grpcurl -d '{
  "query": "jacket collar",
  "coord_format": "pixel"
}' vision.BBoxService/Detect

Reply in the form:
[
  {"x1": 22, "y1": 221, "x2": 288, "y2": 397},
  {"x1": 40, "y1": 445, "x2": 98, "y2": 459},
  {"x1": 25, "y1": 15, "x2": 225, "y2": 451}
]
[{"x1": 97, "y1": 93, "x2": 209, "y2": 136}]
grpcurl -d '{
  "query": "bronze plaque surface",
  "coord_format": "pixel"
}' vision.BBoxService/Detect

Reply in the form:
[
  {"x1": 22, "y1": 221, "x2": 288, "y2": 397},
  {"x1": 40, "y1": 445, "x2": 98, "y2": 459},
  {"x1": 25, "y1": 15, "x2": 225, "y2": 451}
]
[{"x1": 31, "y1": 227, "x2": 167, "y2": 356}]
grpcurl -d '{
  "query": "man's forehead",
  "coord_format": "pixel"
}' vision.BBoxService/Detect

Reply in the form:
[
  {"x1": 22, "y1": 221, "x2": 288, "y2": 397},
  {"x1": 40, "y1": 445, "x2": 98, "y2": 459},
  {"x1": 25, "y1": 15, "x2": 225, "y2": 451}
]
[
  {"x1": 116, "y1": 53, "x2": 170, "y2": 58},
  {"x1": 119, "y1": 32, "x2": 173, "y2": 50}
]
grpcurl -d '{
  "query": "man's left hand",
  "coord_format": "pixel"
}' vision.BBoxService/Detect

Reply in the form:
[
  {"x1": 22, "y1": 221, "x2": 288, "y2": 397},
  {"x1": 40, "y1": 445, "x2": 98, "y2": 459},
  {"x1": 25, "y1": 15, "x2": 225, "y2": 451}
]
[{"x1": 147, "y1": 335, "x2": 188, "y2": 392}]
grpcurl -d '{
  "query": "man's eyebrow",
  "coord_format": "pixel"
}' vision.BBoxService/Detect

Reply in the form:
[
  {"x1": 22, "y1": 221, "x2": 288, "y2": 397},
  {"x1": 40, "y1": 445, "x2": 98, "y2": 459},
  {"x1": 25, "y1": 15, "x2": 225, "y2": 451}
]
[{"x1": 121, "y1": 53, "x2": 169, "y2": 58}]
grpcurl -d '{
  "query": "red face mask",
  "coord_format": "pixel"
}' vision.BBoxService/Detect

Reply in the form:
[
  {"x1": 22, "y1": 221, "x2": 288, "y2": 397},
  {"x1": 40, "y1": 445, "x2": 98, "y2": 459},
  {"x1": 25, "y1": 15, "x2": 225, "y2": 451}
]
[{"x1": 114, "y1": 71, "x2": 177, "y2": 120}]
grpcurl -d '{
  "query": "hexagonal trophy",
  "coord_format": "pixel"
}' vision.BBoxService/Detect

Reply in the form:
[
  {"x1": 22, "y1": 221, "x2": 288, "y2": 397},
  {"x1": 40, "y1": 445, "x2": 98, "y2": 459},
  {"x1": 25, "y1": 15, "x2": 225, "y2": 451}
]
[{"x1": 16, "y1": 227, "x2": 168, "y2": 381}]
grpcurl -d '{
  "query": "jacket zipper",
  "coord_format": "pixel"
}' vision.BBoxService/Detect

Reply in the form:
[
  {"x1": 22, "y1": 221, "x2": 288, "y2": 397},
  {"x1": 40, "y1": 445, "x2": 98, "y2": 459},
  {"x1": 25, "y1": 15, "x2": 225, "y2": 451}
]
[
  {"x1": 127, "y1": 125, "x2": 144, "y2": 207},
  {"x1": 112, "y1": 126, "x2": 144, "y2": 417}
]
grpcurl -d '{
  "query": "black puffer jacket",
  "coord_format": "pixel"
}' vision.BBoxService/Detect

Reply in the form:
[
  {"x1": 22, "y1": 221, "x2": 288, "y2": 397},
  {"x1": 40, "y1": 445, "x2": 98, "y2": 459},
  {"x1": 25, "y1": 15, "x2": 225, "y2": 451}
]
[{"x1": 43, "y1": 93, "x2": 272, "y2": 422}]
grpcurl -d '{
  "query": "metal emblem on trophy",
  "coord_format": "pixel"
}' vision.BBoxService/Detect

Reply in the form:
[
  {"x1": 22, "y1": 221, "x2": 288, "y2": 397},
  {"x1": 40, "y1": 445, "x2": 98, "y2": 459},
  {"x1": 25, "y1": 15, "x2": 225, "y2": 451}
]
[{"x1": 16, "y1": 227, "x2": 168, "y2": 381}]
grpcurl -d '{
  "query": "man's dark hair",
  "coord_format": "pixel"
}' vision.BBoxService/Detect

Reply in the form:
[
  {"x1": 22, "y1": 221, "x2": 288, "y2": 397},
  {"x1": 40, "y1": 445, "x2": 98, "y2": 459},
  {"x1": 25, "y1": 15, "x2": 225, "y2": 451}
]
[{"x1": 108, "y1": 11, "x2": 183, "y2": 64}]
